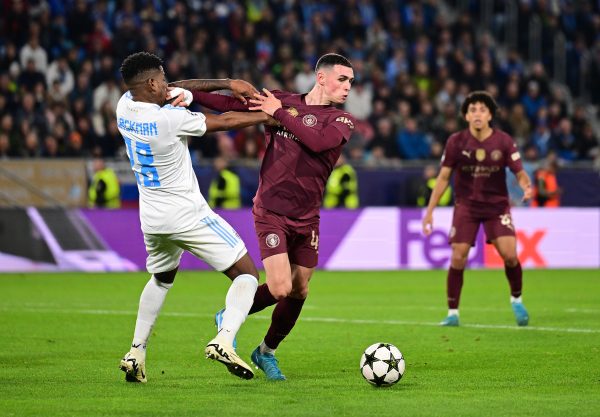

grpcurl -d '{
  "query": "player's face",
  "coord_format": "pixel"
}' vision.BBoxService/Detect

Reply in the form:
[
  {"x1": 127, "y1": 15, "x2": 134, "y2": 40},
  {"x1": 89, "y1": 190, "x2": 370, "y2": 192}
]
[
  {"x1": 149, "y1": 66, "x2": 169, "y2": 105},
  {"x1": 465, "y1": 101, "x2": 492, "y2": 130},
  {"x1": 321, "y1": 64, "x2": 354, "y2": 104}
]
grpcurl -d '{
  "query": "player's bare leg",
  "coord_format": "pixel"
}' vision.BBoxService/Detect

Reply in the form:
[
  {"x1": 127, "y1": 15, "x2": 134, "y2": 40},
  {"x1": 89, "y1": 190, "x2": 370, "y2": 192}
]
[
  {"x1": 206, "y1": 253, "x2": 258, "y2": 379},
  {"x1": 493, "y1": 236, "x2": 529, "y2": 326},
  {"x1": 120, "y1": 268, "x2": 177, "y2": 383},
  {"x1": 441, "y1": 243, "x2": 470, "y2": 326}
]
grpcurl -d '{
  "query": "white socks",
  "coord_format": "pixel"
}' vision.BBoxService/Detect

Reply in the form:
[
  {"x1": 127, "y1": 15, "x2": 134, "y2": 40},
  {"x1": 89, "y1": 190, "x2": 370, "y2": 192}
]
[
  {"x1": 259, "y1": 340, "x2": 276, "y2": 355},
  {"x1": 132, "y1": 276, "x2": 173, "y2": 355},
  {"x1": 218, "y1": 274, "x2": 258, "y2": 345},
  {"x1": 511, "y1": 295, "x2": 523, "y2": 304},
  {"x1": 448, "y1": 309, "x2": 459, "y2": 317}
]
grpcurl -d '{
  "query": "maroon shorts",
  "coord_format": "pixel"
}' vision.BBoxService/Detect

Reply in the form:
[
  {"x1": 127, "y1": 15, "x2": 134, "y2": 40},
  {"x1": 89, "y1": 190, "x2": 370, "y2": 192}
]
[
  {"x1": 253, "y1": 206, "x2": 320, "y2": 268},
  {"x1": 449, "y1": 203, "x2": 516, "y2": 245}
]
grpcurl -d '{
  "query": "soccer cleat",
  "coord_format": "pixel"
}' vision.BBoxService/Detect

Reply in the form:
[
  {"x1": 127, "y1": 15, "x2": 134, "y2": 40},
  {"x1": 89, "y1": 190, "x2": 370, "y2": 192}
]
[
  {"x1": 119, "y1": 347, "x2": 147, "y2": 383},
  {"x1": 512, "y1": 302, "x2": 529, "y2": 326},
  {"x1": 214, "y1": 308, "x2": 237, "y2": 350},
  {"x1": 440, "y1": 314, "x2": 459, "y2": 327},
  {"x1": 250, "y1": 346, "x2": 286, "y2": 381},
  {"x1": 205, "y1": 338, "x2": 254, "y2": 380}
]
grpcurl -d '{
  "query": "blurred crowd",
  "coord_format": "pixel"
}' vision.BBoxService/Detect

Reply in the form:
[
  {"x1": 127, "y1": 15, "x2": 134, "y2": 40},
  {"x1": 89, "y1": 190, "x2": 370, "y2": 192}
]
[{"x1": 0, "y1": 0, "x2": 599, "y2": 166}]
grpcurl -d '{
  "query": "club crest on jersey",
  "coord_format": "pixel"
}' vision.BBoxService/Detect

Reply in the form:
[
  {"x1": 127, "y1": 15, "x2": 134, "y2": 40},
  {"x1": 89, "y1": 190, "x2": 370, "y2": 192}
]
[
  {"x1": 335, "y1": 116, "x2": 354, "y2": 129},
  {"x1": 302, "y1": 114, "x2": 317, "y2": 127},
  {"x1": 491, "y1": 150, "x2": 502, "y2": 161},
  {"x1": 266, "y1": 233, "x2": 280, "y2": 248},
  {"x1": 286, "y1": 107, "x2": 299, "y2": 117},
  {"x1": 475, "y1": 148, "x2": 486, "y2": 162}
]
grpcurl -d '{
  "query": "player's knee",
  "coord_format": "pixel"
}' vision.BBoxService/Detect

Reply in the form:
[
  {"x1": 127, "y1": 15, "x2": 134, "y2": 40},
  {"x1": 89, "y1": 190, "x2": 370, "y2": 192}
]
[
  {"x1": 289, "y1": 285, "x2": 309, "y2": 299},
  {"x1": 503, "y1": 255, "x2": 519, "y2": 267},
  {"x1": 450, "y1": 253, "x2": 468, "y2": 269},
  {"x1": 269, "y1": 281, "x2": 293, "y2": 300}
]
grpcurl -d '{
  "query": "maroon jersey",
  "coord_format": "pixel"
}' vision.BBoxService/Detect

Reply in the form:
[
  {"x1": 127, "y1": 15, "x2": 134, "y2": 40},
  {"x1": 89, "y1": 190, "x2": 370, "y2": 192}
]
[
  {"x1": 192, "y1": 90, "x2": 356, "y2": 219},
  {"x1": 442, "y1": 128, "x2": 523, "y2": 215}
]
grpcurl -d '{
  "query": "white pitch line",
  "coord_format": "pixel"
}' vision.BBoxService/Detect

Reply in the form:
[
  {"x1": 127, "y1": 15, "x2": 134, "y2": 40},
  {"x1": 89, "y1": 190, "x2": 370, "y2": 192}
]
[
  {"x1": 565, "y1": 308, "x2": 600, "y2": 314},
  {"x1": 1, "y1": 305, "x2": 599, "y2": 334}
]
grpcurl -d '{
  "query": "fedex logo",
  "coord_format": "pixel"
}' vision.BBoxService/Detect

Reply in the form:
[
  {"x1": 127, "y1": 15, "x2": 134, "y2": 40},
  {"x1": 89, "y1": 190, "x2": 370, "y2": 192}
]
[{"x1": 399, "y1": 209, "x2": 547, "y2": 268}]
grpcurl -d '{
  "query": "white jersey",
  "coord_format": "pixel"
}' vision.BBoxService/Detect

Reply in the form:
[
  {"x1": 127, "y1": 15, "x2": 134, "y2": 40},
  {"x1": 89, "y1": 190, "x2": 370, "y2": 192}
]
[{"x1": 116, "y1": 92, "x2": 210, "y2": 234}]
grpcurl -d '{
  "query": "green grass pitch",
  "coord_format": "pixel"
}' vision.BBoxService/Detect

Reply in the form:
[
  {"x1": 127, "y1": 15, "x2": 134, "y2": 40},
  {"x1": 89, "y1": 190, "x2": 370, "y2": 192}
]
[{"x1": 0, "y1": 269, "x2": 599, "y2": 417}]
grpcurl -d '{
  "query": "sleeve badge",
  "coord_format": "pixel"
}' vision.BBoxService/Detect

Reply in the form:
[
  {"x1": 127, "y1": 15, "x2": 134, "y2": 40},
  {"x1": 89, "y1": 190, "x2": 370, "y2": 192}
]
[{"x1": 335, "y1": 116, "x2": 354, "y2": 129}]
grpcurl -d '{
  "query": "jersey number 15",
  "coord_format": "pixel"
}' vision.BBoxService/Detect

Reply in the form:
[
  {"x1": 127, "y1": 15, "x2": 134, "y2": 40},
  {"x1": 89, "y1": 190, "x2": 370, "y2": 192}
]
[{"x1": 123, "y1": 136, "x2": 161, "y2": 187}]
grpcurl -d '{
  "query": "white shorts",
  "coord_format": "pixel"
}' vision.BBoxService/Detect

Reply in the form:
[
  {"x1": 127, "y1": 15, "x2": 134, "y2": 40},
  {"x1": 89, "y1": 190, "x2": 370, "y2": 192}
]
[{"x1": 144, "y1": 213, "x2": 247, "y2": 273}]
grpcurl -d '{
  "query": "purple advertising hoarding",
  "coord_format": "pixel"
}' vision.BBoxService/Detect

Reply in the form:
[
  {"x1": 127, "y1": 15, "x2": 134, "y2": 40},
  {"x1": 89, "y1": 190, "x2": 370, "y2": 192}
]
[{"x1": 79, "y1": 207, "x2": 600, "y2": 271}]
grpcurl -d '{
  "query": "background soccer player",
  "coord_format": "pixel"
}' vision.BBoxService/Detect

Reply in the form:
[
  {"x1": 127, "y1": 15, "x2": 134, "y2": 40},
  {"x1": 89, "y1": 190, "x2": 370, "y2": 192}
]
[
  {"x1": 116, "y1": 51, "x2": 275, "y2": 383},
  {"x1": 171, "y1": 53, "x2": 356, "y2": 380},
  {"x1": 422, "y1": 91, "x2": 533, "y2": 327}
]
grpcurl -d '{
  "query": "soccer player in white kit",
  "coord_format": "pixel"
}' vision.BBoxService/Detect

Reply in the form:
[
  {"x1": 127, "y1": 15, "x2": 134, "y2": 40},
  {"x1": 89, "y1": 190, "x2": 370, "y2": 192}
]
[{"x1": 116, "y1": 52, "x2": 271, "y2": 382}]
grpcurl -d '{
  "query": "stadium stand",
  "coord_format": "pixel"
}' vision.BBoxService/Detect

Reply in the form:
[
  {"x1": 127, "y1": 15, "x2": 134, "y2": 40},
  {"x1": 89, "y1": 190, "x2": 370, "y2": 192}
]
[{"x1": 0, "y1": 0, "x2": 598, "y2": 206}]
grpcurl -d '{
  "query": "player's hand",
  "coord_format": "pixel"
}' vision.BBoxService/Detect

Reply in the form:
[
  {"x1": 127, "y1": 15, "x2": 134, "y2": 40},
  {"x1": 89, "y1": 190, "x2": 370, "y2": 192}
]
[
  {"x1": 422, "y1": 212, "x2": 434, "y2": 236},
  {"x1": 522, "y1": 184, "x2": 533, "y2": 202},
  {"x1": 166, "y1": 87, "x2": 192, "y2": 107},
  {"x1": 230, "y1": 79, "x2": 259, "y2": 105},
  {"x1": 248, "y1": 89, "x2": 282, "y2": 116},
  {"x1": 263, "y1": 114, "x2": 280, "y2": 127}
]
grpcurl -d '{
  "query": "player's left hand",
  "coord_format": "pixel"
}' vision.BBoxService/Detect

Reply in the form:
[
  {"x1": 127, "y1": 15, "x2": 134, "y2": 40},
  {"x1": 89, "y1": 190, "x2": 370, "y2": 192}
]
[
  {"x1": 522, "y1": 185, "x2": 533, "y2": 202},
  {"x1": 248, "y1": 89, "x2": 282, "y2": 116},
  {"x1": 230, "y1": 79, "x2": 259, "y2": 105}
]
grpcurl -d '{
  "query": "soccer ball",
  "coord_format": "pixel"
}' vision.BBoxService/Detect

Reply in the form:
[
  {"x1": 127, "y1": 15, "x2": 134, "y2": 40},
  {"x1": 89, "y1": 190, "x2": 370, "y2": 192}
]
[{"x1": 360, "y1": 343, "x2": 405, "y2": 387}]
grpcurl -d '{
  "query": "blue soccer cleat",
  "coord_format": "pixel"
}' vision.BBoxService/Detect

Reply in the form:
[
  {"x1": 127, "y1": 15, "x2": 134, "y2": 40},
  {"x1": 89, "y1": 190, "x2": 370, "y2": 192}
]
[
  {"x1": 215, "y1": 308, "x2": 237, "y2": 350},
  {"x1": 250, "y1": 346, "x2": 286, "y2": 381},
  {"x1": 440, "y1": 314, "x2": 459, "y2": 327},
  {"x1": 511, "y1": 302, "x2": 529, "y2": 326}
]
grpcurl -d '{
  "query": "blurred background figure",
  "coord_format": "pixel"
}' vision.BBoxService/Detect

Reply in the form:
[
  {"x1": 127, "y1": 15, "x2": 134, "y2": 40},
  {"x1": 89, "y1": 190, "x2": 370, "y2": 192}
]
[
  {"x1": 411, "y1": 164, "x2": 452, "y2": 208},
  {"x1": 208, "y1": 157, "x2": 241, "y2": 209},
  {"x1": 532, "y1": 153, "x2": 561, "y2": 207},
  {"x1": 324, "y1": 154, "x2": 359, "y2": 209},
  {"x1": 88, "y1": 157, "x2": 120, "y2": 208}
]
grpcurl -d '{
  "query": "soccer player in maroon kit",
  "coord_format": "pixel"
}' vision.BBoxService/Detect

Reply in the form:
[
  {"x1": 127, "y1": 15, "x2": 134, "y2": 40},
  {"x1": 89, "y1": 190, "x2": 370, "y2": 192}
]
[
  {"x1": 171, "y1": 54, "x2": 356, "y2": 379},
  {"x1": 422, "y1": 91, "x2": 532, "y2": 327}
]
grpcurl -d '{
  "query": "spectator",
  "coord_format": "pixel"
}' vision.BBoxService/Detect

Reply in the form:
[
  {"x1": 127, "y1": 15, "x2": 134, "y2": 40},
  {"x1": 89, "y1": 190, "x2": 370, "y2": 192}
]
[
  {"x1": 17, "y1": 58, "x2": 46, "y2": 93},
  {"x1": 551, "y1": 118, "x2": 578, "y2": 161},
  {"x1": 46, "y1": 55, "x2": 74, "y2": 98},
  {"x1": 397, "y1": 118, "x2": 430, "y2": 159},
  {"x1": 88, "y1": 158, "x2": 120, "y2": 208},
  {"x1": 324, "y1": 154, "x2": 359, "y2": 209},
  {"x1": 19, "y1": 34, "x2": 48, "y2": 73},
  {"x1": 532, "y1": 155, "x2": 561, "y2": 207},
  {"x1": 208, "y1": 157, "x2": 241, "y2": 209},
  {"x1": 367, "y1": 117, "x2": 399, "y2": 159}
]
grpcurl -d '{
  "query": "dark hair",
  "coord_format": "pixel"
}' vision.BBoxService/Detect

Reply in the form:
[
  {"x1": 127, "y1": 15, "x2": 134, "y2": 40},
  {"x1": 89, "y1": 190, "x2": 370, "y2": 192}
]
[
  {"x1": 461, "y1": 90, "x2": 498, "y2": 118},
  {"x1": 315, "y1": 53, "x2": 353, "y2": 72},
  {"x1": 120, "y1": 52, "x2": 163, "y2": 85}
]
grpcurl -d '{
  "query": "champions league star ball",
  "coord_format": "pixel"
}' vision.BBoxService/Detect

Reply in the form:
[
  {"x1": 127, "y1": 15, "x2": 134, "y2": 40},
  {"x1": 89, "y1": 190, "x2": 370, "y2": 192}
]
[{"x1": 360, "y1": 343, "x2": 405, "y2": 387}]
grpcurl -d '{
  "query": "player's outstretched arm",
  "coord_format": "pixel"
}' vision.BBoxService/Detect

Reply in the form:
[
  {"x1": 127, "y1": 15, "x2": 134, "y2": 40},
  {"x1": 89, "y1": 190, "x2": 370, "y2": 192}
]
[
  {"x1": 204, "y1": 111, "x2": 274, "y2": 133},
  {"x1": 422, "y1": 166, "x2": 453, "y2": 236},
  {"x1": 169, "y1": 79, "x2": 258, "y2": 102},
  {"x1": 515, "y1": 170, "x2": 533, "y2": 202},
  {"x1": 169, "y1": 79, "x2": 257, "y2": 111}
]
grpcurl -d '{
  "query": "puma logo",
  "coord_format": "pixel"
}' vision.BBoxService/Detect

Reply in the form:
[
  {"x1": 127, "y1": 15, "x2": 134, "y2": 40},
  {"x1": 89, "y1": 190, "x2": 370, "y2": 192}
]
[{"x1": 462, "y1": 150, "x2": 472, "y2": 158}]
